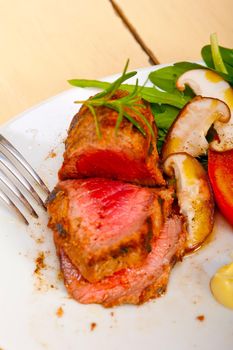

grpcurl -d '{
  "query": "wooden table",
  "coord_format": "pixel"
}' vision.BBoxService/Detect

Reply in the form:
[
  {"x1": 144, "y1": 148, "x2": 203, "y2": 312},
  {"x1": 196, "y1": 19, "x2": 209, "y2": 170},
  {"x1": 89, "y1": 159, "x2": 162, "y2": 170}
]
[{"x1": 1, "y1": 0, "x2": 232, "y2": 123}]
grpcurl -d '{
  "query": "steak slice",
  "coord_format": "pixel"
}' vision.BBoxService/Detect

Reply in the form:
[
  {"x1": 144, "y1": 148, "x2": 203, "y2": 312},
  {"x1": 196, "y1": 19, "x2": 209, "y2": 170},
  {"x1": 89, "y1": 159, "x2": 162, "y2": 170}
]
[
  {"x1": 47, "y1": 179, "x2": 172, "y2": 283},
  {"x1": 59, "y1": 215, "x2": 186, "y2": 307},
  {"x1": 58, "y1": 90, "x2": 165, "y2": 186}
]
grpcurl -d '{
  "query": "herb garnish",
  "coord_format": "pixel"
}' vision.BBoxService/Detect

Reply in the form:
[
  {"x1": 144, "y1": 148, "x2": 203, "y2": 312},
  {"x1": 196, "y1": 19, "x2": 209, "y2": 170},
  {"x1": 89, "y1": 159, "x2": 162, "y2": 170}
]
[
  {"x1": 68, "y1": 34, "x2": 233, "y2": 156},
  {"x1": 73, "y1": 60, "x2": 155, "y2": 139}
]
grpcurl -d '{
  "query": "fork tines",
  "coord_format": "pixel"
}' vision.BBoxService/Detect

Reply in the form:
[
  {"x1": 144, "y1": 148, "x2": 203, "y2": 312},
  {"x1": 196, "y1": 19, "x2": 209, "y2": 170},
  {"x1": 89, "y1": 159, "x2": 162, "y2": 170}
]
[{"x1": 0, "y1": 134, "x2": 50, "y2": 224}]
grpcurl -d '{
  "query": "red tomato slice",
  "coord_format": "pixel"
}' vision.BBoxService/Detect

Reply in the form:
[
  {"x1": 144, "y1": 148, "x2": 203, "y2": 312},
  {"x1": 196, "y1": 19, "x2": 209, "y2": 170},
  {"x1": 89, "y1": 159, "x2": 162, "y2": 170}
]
[{"x1": 208, "y1": 149, "x2": 233, "y2": 226}]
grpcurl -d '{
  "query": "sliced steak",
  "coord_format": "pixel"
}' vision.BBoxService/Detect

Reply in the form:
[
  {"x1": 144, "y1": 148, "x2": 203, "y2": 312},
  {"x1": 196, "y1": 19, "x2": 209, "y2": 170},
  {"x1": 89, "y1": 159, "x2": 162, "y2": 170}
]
[
  {"x1": 58, "y1": 90, "x2": 165, "y2": 186},
  {"x1": 59, "y1": 215, "x2": 186, "y2": 307},
  {"x1": 47, "y1": 179, "x2": 173, "y2": 283}
]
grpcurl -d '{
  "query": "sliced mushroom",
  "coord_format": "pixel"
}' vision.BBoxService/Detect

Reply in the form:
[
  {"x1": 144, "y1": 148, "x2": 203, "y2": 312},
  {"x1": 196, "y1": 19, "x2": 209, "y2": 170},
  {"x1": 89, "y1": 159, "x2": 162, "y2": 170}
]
[
  {"x1": 163, "y1": 153, "x2": 214, "y2": 252},
  {"x1": 162, "y1": 96, "x2": 230, "y2": 160},
  {"x1": 176, "y1": 69, "x2": 233, "y2": 152}
]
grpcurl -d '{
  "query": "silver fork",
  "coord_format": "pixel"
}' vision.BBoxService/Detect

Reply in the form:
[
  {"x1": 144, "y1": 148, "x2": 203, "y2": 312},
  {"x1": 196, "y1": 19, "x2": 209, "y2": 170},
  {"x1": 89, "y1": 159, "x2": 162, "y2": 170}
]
[{"x1": 0, "y1": 134, "x2": 50, "y2": 225}]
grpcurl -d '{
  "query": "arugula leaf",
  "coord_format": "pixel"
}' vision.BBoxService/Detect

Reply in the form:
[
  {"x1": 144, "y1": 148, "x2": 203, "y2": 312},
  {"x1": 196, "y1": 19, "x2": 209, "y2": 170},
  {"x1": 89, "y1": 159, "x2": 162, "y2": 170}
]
[
  {"x1": 148, "y1": 62, "x2": 204, "y2": 93},
  {"x1": 151, "y1": 104, "x2": 180, "y2": 151},
  {"x1": 201, "y1": 34, "x2": 233, "y2": 85},
  {"x1": 149, "y1": 59, "x2": 233, "y2": 88},
  {"x1": 151, "y1": 104, "x2": 179, "y2": 129},
  {"x1": 201, "y1": 45, "x2": 233, "y2": 76}
]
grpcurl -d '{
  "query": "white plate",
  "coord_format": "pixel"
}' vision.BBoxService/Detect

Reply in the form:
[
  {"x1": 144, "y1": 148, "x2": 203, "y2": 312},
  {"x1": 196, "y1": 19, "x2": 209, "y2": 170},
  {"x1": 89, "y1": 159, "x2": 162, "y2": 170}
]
[{"x1": 0, "y1": 66, "x2": 233, "y2": 350}]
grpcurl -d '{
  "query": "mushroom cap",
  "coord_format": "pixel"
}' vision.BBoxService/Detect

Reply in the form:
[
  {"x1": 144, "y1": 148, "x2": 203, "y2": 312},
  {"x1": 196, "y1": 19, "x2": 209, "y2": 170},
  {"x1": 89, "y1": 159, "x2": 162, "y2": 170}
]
[
  {"x1": 176, "y1": 69, "x2": 233, "y2": 152},
  {"x1": 162, "y1": 96, "x2": 230, "y2": 160}
]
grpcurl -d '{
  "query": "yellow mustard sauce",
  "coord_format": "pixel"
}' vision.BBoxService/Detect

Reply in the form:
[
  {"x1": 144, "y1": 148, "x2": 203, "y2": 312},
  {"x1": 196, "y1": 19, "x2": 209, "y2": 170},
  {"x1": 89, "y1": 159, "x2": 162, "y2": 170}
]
[{"x1": 210, "y1": 262, "x2": 233, "y2": 309}]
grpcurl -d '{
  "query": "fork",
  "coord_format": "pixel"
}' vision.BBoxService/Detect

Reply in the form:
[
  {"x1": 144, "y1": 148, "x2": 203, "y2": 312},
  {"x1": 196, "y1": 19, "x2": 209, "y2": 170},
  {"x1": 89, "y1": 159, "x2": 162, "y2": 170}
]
[{"x1": 0, "y1": 134, "x2": 50, "y2": 225}]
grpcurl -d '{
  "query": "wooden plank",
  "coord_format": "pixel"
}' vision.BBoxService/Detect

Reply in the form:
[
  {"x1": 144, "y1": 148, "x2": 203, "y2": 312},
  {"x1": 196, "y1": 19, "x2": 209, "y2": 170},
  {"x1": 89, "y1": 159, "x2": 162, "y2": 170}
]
[
  {"x1": 0, "y1": 0, "x2": 149, "y2": 123},
  {"x1": 114, "y1": 0, "x2": 233, "y2": 63}
]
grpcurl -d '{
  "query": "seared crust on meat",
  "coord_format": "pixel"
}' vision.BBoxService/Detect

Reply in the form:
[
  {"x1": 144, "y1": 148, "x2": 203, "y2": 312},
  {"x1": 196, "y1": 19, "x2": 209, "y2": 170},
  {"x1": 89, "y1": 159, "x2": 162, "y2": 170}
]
[{"x1": 59, "y1": 90, "x2": 165, "y2": 186}]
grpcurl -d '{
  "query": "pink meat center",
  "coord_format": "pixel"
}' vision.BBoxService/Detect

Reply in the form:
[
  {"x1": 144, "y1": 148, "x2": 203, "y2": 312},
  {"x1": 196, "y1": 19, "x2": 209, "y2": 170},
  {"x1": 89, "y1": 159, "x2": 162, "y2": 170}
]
[{"x1": 68, "y1": 179, "x2": 153, "y2": 251}]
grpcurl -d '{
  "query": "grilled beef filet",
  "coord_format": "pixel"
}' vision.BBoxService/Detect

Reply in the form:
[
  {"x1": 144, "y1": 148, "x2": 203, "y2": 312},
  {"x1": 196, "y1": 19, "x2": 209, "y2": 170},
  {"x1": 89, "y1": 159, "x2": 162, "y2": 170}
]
[
  {"x1": 47, "y1": 178, "x2": 174, "y2": 283},
  {"x1": 59, "y1": 215, "x2": 185, "y2": 307},
  {"x1": 47, "y1": 178, "x2": 186, "y2": 306},
  {"x1": 58, "y1": 90, "x2": 165, "y2": 186}
]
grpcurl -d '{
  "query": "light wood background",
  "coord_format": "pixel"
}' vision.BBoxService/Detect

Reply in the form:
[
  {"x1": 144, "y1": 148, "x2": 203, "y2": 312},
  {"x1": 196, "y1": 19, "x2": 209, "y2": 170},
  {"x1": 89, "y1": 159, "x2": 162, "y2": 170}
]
[{"x1": 0, "y1": 0, "x2": 232, "y2": 124}]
